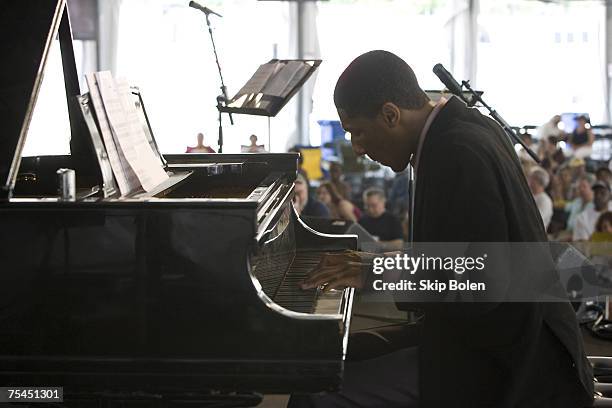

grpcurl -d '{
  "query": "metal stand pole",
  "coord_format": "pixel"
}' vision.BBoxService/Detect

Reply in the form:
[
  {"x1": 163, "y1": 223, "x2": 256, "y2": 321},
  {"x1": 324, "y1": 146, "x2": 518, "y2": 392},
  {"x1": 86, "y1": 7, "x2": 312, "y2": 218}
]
[{"x1": 204, "y1": 12, "x2": 233, "y2": 153}]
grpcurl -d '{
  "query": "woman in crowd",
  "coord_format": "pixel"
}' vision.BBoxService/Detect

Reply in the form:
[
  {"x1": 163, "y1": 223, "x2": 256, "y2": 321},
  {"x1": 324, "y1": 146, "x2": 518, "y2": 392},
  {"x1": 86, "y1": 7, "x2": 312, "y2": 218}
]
[
  {"x1": 594, "y1": 211, "x2": 612, "y2": 236},
  {"x1": 316, "y1": 181, "x2": 359, "y2": 222}
]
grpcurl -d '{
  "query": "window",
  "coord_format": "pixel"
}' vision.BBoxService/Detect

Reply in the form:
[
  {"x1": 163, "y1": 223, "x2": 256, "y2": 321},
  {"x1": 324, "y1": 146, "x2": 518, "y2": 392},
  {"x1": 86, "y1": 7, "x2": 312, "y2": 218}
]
[
  {"x1": 310, "y1": 0, "x2": 454, "y2": 146},
  {"x1": 115, "y1": 0, "x2": 291, "y2": 153},
  {"x1": 477, "y1": 0, "x2": 607, "y2": 127}
]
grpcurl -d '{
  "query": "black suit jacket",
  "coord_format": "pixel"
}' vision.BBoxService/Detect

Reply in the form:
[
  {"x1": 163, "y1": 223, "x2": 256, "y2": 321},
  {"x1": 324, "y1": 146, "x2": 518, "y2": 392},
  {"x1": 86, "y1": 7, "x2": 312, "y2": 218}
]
[{"x1": 405, "y1": 97, "x2": 593, "y2": 407}]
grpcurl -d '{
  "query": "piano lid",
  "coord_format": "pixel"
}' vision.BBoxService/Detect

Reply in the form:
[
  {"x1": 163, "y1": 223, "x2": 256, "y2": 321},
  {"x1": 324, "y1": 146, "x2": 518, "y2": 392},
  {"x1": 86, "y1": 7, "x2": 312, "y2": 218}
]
[{"x1": 0, "y1": 0, "x2": 80, "y2": 200}]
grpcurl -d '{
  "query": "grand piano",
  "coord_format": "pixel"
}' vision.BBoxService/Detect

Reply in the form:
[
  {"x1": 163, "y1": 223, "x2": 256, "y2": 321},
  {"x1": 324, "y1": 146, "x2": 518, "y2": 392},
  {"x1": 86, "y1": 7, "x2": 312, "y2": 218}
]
[{"x1": 0, "y1": 1, "x2": 357, "y2": 405}]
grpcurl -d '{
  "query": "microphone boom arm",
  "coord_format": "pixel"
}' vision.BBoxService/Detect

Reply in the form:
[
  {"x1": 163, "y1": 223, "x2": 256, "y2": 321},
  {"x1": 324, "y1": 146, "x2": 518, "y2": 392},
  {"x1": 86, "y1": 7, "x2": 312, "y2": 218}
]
[
  {"x1": 433, "y1": 64, "x2": 539, "y2": 164},
  {"x1": 460, "y1": 79, "x2": 539, "y2": 164}
]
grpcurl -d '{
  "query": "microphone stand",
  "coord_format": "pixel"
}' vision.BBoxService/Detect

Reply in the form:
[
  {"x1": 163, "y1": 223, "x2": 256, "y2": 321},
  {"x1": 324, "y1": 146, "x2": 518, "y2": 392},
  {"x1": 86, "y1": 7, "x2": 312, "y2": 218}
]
[
  {"x1": 459, "y1": 80, "x2": 540, "y2": 164},
  {"x1": 203, "y1": 11, "x2": 233, "y2": 153}
]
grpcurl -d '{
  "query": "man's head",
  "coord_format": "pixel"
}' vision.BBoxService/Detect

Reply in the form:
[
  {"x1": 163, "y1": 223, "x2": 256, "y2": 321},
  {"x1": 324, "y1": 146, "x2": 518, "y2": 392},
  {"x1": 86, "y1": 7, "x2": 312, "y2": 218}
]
[
  {"x1": 577, "y1": 176, "x2": 594, "y2": 202},
  {"x1": 334, "y1": 50, "x2": 433, "y2": 172},
  {"x1": 250, "y1": 134, "x2": 258, "y2": 144},
  {"x1": 363, "y1": 187, "x2": 386, "y2": 218},
  {"x1": 329, "y1": 162, "x2": 342, "y2": 181},
  {"x1": 596, "y1": 167, "x2": 612, "y2": 185},
  {"x1": 592, "y1": 181, "x2": 610, "y2": 211},
  {"x1": 528, "y1": 166, "x2": 549, "y2": 194},
  {"x1": 197, "y1": 133, "x2": 204, "y2": 145}
]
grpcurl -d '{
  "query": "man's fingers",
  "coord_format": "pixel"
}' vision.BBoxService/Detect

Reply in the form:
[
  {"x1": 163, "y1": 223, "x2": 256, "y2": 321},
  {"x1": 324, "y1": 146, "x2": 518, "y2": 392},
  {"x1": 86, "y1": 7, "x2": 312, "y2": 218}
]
[
  {"x1": 301, "y1": 265, "x2": 349, "y2": 289},
  {"x1": 321, "y1": 270, "x2": 364, "y2": 291},
  {"x1": 301, "y1": 268, "x2": 344, "y2": 289},
  {"x1": 305, "y1": 259, "x2": 358, "y2": 283},
  {"x1": 300, "y1": 261, "x2": 363, "y2": 289},
  {"x1": 304, "y1": 261, "x2": 361, "y2": 283}
]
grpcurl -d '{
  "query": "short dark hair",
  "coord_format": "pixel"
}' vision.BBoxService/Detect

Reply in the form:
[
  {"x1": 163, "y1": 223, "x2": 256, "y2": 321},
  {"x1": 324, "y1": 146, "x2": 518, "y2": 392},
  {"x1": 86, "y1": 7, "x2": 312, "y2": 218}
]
[
  {"x1": 363, "y1": 187, "x2": 386, "y2": 202},
  {"x1": 334, "y1": 50, "x2": 429, "y2": 118}
]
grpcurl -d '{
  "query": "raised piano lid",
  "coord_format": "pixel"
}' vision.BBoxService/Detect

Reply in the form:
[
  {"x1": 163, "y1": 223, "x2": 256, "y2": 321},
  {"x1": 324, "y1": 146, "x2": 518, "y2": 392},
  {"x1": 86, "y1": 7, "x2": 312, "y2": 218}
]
[{"x1": 0, "y1": 0, "x2": 86, "y2": 201}]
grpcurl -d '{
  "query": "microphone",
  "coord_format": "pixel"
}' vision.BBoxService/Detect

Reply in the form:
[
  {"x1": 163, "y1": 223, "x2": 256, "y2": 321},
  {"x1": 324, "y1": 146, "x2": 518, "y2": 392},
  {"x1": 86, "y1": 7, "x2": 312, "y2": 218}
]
[
  {"x1": 432, "y1": 63, "x2": 465, "y2": 98},
  {"x1": 189, "y1": 1, "x2": 222, "y2": 17}
]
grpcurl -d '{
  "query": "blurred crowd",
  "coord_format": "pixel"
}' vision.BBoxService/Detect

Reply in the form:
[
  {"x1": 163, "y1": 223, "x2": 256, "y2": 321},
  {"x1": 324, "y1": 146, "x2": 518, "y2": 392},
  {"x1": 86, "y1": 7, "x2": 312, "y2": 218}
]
[
  {"x1": 521, "y1": 115, "x2": 612, "y2": 244},
  {"x1": 293, "y1": 157, "x2": 407, "y2": 251},
  {"x1": 290, "y1": 113, "x2": 612, "y2": 249}
]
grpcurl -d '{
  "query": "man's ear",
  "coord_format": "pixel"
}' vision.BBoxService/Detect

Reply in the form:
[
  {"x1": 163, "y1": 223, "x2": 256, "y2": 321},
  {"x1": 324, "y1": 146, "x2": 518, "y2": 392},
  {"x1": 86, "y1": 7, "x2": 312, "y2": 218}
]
[{"x1": 380, "y1": 102, "x2": 400, "y2": 128}]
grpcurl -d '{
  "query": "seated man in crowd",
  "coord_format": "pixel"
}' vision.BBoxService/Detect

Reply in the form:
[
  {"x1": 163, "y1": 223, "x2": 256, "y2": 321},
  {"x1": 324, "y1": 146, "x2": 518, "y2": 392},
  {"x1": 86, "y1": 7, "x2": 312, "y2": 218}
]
[
  {"x1": 566, "y1": 175, "x2": 594, "y2": 232},
  {"x1": 573, "y1": 180, "x2": 612, "y2": 241},
  {"x1": 293, "y1": 174, "x2": 330, "y2": 218},
  {"x1": 359, "y1": 187, "x2": 403, "y2": 250},
  {"x1": 596, "y1": 166, "x2": 612, "y2": 189},
  {"x1": 528, "y1": 166, "x2": 553, "y2": 230}
]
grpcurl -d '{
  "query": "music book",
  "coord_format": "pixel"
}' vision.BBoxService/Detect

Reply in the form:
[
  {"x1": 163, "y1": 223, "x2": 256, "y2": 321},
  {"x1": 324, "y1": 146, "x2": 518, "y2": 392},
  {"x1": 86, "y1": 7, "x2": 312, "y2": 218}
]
[
  {"x1": 221, "y1": 59, "x2": 321, "y2": 117},
  {"x1": 85, "y1": 71, "x2": 169, "y2": 196}
]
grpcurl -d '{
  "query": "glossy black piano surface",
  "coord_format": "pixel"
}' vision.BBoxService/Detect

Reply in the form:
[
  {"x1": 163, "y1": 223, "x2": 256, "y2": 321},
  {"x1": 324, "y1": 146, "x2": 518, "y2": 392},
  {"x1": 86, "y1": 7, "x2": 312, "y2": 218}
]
[
  {"x1": 0, "y1": 0, "x2": 358, "y2": 400},
  {"x1": 1, "y1": 161, "x2": 356, "y2": 393}
]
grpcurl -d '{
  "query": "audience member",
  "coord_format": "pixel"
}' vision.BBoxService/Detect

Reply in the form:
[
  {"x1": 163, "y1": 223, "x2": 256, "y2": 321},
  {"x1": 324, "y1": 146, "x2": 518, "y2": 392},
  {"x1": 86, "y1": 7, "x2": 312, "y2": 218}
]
[
  {"x1": 539, "y1": 136, "x2": 566, "y2": 174},
  {"x1": 328, "y1": 162, "x2": 352, "y2": 200},
  {"x1": 517, "y1": 133, "x2": 536, "y2": 162},
  {"x1": 242, "y1": 134, "x2": 266, "y2": 153},
  {"x1": 573, "y1": 181, "x2": 612, "y2": 241},
  {"x1": 568, "y1": 115, "x2": 594, "y2": 159},
  {"x1": 359, "y1": 188, "x2": 403, "y2": 250},
  {"x1": 289, "y1": 146, "x2": 309, "y2": 185},
  {"x1": 558, "y1": 165, "x2": 574, "y2": 202},
  {"x1": 185, "y1": 133, "x2": 215, "y2": 153},
  {"x1": 528, "y1": 166, "x2": 553, "y2": 230},
  {"x1": 595, "y1": 211, "x2": 612, "y2": 235},
  {"x1": 537, "y1": 115, "x2": 564, "y2": 140},
  {"x1": 596, "y1": 167, "x2": 612, "y2": 189},
  {"x1": 549, "y1": 174, "x2": 566, "y2": 209},
  {"x1": 293, "y1": 174, "x2": 329, "y2": 218},
  {"x1": 566, "y1": 176, "x2": 594, "y2": 232},
  {"x1": 317, "y1": 181, "x2": 358, "y2": 222},
  {"x1": 569, "y1": 158, "x2": 587, "y2": 180},
  {"x1": 588, "y1": 212, "x2": 612, "y2": 285},
  {"x1": 388, "y1": 169, "x2": 410, "y2": 219}
]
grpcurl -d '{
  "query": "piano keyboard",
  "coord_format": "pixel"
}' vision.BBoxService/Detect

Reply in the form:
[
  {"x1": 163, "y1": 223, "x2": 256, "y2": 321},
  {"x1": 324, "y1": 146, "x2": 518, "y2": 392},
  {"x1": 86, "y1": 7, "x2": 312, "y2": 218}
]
[{"x1": 253, "y1": 251, "x2": 345, "y2": 315}]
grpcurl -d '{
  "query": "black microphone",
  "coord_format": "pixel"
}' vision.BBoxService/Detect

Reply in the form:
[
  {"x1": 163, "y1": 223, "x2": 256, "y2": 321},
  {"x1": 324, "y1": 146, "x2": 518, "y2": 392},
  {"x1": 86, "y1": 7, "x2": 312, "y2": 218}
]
[
  {"x1": 432, "y1": 63, "x2": 465, "y2": 98},
  {"x1": 189, "y1": 1, "x2": 222, "y2": 17}
]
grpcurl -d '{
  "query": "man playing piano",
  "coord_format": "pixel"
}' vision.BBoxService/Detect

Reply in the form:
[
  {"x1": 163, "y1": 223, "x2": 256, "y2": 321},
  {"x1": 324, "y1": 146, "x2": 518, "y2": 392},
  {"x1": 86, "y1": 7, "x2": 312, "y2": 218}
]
[{"x1": 291, "y1": 51, "x2": 593, "y2": 407}]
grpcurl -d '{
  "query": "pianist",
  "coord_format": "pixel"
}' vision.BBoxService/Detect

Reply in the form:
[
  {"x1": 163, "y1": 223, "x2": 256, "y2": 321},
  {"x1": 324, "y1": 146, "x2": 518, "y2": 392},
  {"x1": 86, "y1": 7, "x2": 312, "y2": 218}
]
[{"x1": 291, "y1": 50, "x2": 593, "y2": 407}]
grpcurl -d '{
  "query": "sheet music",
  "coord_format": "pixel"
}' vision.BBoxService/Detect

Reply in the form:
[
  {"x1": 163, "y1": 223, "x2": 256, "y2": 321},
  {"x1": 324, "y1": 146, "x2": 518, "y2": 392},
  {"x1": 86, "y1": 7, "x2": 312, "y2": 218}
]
[
  {"x1": 281, "y1": 63, "x2": 310, "y2": 98},
  {"x1": 235, "y1": 62, "x2": 277, "y2": 96},
  {"x1": 94, "y1": 72, "x2": 168, "y2": 193},
  {"x1": 261, "y1": 61, "x2": 305, "y2": 97},
  {"x1": 85, "y1": 73, "x2": 141, "y2": 196}
]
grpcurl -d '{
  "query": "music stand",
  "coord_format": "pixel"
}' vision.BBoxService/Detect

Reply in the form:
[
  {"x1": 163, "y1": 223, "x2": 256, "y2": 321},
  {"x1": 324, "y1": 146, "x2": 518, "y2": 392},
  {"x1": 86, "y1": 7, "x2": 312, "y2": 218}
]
[{"x1": 219, "y1": 59, "x2": 321, "y2": 117}]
